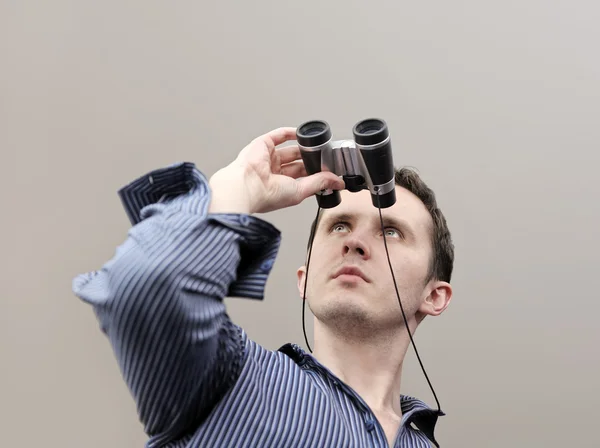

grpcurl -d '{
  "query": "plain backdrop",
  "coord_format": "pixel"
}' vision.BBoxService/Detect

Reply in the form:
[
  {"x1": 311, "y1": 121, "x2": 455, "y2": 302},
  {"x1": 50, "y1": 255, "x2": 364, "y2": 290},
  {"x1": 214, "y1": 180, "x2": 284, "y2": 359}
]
[{"x1": 2, "y1": 1, "x2": 599, "y2": 447}]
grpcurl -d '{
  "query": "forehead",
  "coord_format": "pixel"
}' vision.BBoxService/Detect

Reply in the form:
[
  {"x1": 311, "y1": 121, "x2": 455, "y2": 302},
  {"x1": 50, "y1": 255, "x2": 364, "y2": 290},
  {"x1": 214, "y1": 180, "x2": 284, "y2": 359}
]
[{"x1": 320, "y1": 186, "x2": 433, "y2": 238}]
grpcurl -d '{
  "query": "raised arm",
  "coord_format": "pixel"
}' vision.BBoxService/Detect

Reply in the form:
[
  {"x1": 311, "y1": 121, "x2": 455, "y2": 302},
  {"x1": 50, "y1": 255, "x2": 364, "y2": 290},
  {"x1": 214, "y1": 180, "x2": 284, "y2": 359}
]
[
  {"x1": 72, "y1": 128, "x2": 344, "y2": 443},
  {"x1": 73, "y1": 162, "x2": 280, "y2": 441}
]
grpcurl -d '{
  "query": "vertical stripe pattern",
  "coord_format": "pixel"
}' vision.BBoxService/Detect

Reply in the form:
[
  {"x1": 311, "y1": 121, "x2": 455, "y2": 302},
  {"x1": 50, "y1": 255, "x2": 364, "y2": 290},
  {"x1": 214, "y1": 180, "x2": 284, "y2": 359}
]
[{"x1": 73, "y1": 162, "x2": 443, "y2": 448}]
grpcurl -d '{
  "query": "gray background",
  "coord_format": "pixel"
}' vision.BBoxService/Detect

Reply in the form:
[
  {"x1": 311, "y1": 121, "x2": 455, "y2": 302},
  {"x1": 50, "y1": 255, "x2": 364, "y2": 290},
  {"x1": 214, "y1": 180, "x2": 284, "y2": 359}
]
[{"x1": 2, "y1": 1, "x2": 599, "y2": 447}]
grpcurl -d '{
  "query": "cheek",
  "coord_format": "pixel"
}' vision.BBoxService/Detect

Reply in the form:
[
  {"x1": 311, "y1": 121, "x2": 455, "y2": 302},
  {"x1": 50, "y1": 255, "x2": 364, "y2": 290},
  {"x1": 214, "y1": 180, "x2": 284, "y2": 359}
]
[
  {"x1": 305, "y1": 246, "x2": 333, "y2": 280},
  {"x1": 308, "y1": 237, "x2": 336, "y2": 262},
  {"x1": 385, "y1": 249, "x2": 428, "y2": 282}
]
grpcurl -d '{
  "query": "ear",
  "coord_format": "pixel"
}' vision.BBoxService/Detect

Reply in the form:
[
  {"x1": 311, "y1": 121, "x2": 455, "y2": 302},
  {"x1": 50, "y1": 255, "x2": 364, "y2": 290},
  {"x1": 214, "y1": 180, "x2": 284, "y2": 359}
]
[
  {"x1": 419, "y1": 281, "x2": 452, "y2": 317},
  {"x1": 296, "y1": 265, "x2": 307, "y2": 299}
]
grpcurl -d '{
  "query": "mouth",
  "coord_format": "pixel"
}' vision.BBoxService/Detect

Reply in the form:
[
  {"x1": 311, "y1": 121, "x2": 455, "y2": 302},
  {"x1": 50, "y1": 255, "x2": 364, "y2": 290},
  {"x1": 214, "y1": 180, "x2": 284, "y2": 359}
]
[{"x1": 332, "y1": 266, "x2": 370, "y2": 283}]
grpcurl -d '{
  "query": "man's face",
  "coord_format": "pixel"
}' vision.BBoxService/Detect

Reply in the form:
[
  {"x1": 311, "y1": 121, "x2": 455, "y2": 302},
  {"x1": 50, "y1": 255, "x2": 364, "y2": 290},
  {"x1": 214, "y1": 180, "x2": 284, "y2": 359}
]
[{"x1": 297, "y1": 186, "x2": 451, "y2": 334}]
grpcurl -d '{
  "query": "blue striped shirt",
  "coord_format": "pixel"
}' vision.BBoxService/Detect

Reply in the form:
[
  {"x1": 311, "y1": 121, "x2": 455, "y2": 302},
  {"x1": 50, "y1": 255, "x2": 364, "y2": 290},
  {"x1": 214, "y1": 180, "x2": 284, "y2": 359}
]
[{"x1": 73, "y1": 162, "x2": 443, "y2": 448}]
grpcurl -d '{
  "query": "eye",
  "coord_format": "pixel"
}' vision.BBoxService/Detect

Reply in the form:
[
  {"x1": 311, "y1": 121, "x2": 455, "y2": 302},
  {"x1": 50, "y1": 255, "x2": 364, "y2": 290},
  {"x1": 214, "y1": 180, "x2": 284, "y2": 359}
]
[
  {"x1": 331, "y1": 222, "x2": 350, "y2": 233},
  {"x1": 383, "y1": 227, "x2": 402, "y2": 238}
]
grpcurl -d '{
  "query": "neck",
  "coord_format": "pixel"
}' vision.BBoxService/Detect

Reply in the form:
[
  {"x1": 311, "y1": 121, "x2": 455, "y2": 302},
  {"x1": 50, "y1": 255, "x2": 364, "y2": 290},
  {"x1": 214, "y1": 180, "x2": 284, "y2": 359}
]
[{"x1": 311, "y1": 319, "x2": 413, "y2": 417}]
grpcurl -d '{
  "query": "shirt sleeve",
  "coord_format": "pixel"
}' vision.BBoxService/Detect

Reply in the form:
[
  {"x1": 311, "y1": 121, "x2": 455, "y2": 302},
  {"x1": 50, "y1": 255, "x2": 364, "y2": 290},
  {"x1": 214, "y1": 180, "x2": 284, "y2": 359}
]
[{"x1": 72, "y1": 162, "x2": 281, "y2": 443}]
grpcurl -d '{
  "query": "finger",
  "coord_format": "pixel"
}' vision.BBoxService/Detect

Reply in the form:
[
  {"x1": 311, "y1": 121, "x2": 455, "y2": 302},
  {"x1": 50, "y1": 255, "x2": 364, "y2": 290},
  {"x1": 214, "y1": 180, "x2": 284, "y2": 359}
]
[
  {"x1": 277, "y1": 145, "x2": 301, "y2": 165},
  {"x1": 261, "y1": 127, "x2": 297, "y2": 148},
  {"x1": 295, "y1": 171, "x2": 345, "y2": 202},
  {"x1": 280, "y1": 160, "x2": 308, "y2": 179}
]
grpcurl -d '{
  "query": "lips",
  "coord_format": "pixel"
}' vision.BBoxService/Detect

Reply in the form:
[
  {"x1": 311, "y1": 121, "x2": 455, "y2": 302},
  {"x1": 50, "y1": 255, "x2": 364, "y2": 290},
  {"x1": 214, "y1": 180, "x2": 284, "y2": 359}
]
[{"x1": 332, "y1": 265, "x2": 370, "y2": 283}]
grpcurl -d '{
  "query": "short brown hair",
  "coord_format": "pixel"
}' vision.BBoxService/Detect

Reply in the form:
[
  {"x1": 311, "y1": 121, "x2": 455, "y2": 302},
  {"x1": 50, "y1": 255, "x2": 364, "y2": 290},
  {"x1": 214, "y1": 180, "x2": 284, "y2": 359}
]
[{"x1": 306, "y1": 168, "x2": 454, "y2": 283}]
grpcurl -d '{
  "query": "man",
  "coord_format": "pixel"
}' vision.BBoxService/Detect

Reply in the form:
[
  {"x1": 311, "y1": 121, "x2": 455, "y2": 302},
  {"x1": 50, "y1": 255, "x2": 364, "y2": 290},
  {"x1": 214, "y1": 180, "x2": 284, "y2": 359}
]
[{"x1": 73, "y1": 126, "x2": 454, "y2": 448}]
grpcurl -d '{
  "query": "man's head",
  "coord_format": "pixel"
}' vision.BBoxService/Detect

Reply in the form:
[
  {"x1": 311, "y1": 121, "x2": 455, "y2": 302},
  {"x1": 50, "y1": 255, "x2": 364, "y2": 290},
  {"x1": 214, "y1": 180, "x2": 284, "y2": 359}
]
[{"x1": 296, "y1": 168, "x2": 454, "y2": 337}]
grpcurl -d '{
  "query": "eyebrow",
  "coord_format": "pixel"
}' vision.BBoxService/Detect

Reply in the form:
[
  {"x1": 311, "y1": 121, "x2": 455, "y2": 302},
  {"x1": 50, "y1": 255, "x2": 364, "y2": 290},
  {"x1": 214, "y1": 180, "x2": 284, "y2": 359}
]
[{"x1": 320, "y1": 212, "x2": 416, "y2": 240}]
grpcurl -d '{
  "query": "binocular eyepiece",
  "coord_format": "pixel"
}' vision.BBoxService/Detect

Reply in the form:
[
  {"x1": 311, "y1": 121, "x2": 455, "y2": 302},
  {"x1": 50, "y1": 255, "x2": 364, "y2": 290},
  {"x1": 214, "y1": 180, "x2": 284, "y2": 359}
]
[{"x1": 296, "y1": 118, "x2": 396, "y2": 209}]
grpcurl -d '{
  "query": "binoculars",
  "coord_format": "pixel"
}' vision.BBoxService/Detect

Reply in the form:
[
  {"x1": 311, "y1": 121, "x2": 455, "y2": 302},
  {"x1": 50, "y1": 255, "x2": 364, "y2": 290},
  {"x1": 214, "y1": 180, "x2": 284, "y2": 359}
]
[{"x1": 296, "y1": 118, "x2": 396, "y2": 209}]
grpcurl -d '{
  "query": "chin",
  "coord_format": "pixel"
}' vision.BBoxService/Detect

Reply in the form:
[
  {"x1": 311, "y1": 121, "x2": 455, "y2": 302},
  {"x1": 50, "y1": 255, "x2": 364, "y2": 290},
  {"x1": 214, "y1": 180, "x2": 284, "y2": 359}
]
[
  {"x1": 310, "y1": 292, "x2": 379, "y2": 329},
  {"x1": 310, "y1": 286, "x2": 407, "y2": 333}
]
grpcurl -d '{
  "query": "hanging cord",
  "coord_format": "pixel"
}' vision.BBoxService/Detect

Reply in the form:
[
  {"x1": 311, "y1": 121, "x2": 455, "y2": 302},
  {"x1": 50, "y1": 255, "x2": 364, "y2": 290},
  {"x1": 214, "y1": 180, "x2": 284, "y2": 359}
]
[
  {"x1": 302, "y1": 205, "x2": 321, "y2": 353},
  {"x1": 301, "y1": 187, "x2": 442, "y2": 414},
  {"x1": 374, "y1": 188, "x2": 442, "y2": 414}
]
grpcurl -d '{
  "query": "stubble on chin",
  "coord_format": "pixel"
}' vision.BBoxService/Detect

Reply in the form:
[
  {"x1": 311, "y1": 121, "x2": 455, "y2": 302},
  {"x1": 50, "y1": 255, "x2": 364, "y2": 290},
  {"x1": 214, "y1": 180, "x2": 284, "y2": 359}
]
[
  {"x1": 311, "y1": 280, "x2": 417, "y2": 337},
  {"x1": 310, "y1": 294, "x2": 388, "y2": 342}
]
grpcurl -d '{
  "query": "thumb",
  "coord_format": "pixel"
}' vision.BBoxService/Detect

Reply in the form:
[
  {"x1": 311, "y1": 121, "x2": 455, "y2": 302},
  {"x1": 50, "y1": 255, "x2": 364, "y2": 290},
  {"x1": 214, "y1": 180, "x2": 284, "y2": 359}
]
[{"x1": 296, "y1": 171, "x2": 345, "y2": 202}]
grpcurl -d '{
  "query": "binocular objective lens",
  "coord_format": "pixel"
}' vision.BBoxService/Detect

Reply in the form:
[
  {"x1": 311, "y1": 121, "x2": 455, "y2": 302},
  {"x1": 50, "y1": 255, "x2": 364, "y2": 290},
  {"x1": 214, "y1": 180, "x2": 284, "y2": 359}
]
[
  {"x1": 353, "y1": 118, "x2": 389, "y2": 146},
  {"x1": 297, "y1": 120, "x2": 332, "y2": 147},
  {"x1": 355, "y1": 119, "x2": 383, "y2": 135},
  {"x1": 303, "y1": 124, "x2": 326, "y2": 136}
]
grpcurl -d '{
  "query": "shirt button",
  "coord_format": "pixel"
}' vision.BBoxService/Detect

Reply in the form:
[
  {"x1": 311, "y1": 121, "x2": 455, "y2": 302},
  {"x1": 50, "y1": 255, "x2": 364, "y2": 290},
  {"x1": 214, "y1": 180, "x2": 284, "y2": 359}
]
[
  {"x1": 365, "y1": 419, "x2": 375, "y2": 431},
  {"x1": 240, "y1": 215, "x2": 250, "y2": 226},
  {"x1": 260, "y1": 259, "x2": 274, "y2": 271}
]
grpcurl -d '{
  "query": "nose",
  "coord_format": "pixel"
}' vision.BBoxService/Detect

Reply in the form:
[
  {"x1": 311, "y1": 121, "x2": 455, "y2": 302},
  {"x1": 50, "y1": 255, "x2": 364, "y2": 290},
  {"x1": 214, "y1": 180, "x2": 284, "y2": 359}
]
[{"x1": 342, "y1": 235, "x2": 371, "y2": 260}]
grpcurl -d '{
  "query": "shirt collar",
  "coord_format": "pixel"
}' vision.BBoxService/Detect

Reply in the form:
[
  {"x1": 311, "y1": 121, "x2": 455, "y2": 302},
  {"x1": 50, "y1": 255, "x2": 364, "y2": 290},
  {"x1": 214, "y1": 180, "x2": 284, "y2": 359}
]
[{"x1": 278, "y1": 343, "x2": 444, "y2": 448}]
